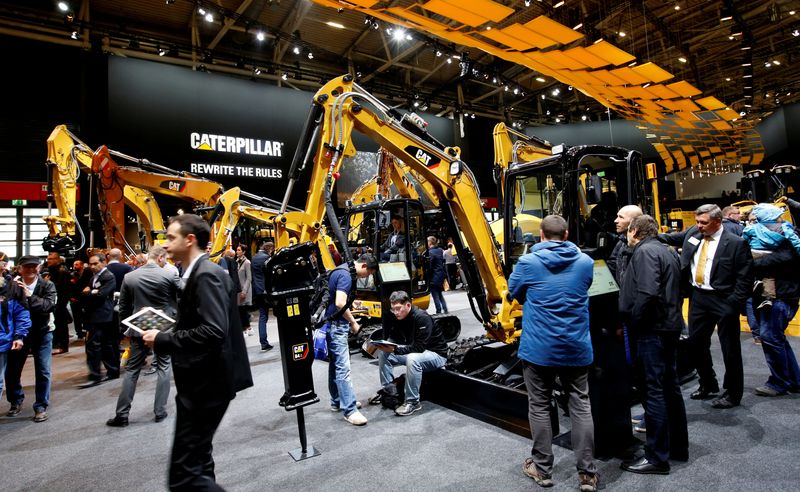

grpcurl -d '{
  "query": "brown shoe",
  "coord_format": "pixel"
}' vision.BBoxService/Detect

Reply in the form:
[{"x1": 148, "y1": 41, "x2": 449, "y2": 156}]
[
  {"x1": 33, "y1": 410, "x2": 48, "y2": 423},
  {"x1": 579, "y1": 472, "x2": 599, "y2": 492},
  {"x1": 523, "y1": 458, "x2": 554, "y2": 487}
]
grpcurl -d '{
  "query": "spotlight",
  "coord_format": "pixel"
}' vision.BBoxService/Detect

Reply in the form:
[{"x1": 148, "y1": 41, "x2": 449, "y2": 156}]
[
  {"x1": 165, "y1": 0, "x2": 175, "y2": 4},
  {"x1": 446, "y1": 57, "x2": 452, "y2": 64},
  {"x1": 536, "y1": 77, "x2": 546, "y2": 82},
  {"x1": 618, "y1": 31, "x2": 626, "y2": 37},
  {"x1": 524, "y1": 0, "x2": 531, "y2": 6},
  {"x1": 158, "y1": 47, "x2": 167, "y2": 56},
  {"x1": 254, "y1": 67, "x2": 262, "y2": 75},
  {"x1": 57, "y1": 2, "x2": 69, "y2": 12},
  {"x1": 674, "y1": 4, "x2": 681, "y2": 10},
  {"x1": 555, "y1": 117, "x2": 561, "y2": 123},
  {"x1": 792, "y1": 28, "x2": 800, "y2": 37},
  {"x1": 413, "y1": 101, "x2": 420, "y2": 108},
  {"x1": 581, "y1": 115, "x2": 588, "y2": 121},
  {"x1": 540, "y1": 94, "x2": 545, "y2": 99},
  {"x1": 70, "y1": 31, "x2": 80, "y2": 40},
  {"x1": 256, "y1": 31, "x2": 265, "y2": 42},
  {"x1": 470, "y1": 113, "x2": 476, "y2": 119},
  {"x1": 436, "y1": 50, "x2": 442, "y2": 57},
  {"x1": 551, "y1": 88, "x2": 560, "y2": 96},
  {"x1": 293, "y1": 46, "x2": 301, "y2": 55},
  {"x1": 393, "y1": 29, "x2": 406, "y2": 41},
  {"x1": 281, "y1": 72, "x2": 288, "y2": 80},
  {"x1": 205, "y1": 13, "x2": 214, "y2": 23},
  {"x1": 773, "y1": 60, "x2": 781, "y2": 65},
  {"x1": 513, "y1": 87, "x2": 519, "y2": 94},
  {"x1": 720, "y1": 5, "x2": 733, "y2": 21},
  {"x1": 307, "y1": 52, "x2": 313, "y2": 59},
  {"x1": 198, "y1": 8, "x2": 206, "y2": 15},
  {"x1": 492, "y1": 77, "x2": 497, "y2": 84},
  {"x1": 678, "y1": 57, "x2": 687, "y2": 63}
]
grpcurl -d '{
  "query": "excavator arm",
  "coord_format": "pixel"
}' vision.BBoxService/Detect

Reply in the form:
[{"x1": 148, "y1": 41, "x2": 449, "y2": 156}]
[{"x1": 282, "y1": 75, "x2": 517, "y2": 341}]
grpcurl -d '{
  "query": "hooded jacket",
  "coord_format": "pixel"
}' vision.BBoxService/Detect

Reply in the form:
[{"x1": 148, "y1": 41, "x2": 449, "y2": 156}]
[{"x1": 509, "y1": 240, "x2": 594, "y2": 367}]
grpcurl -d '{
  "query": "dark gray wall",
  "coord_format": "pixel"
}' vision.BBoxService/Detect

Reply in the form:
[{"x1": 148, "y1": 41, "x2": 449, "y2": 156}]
[{"x1": 525, "y1": 120, "x2": 662, "y2": 163}]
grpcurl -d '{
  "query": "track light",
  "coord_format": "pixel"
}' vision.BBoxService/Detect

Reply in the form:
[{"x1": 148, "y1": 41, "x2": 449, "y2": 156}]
[
  {"x1": 582, "y1": 115, "x2": 588, "y2": 121},
  {"x1": 254, "y1": 67, "x2": 262, "y2": 75},
  {"x1": 158, "y1": 47, "x2": 166, "y2": 56},
  {"x1": 57, "y1": 2, "x2": 69, "y2": 11},
  {"x1": 256, "y1": 31, "x2": 265, "y2": 42},
  {"x1": 165, "y1": 0, "x2": 175, "y2": 4},
  {"x1": 198, "y1": 8, "x2": 206, "y2": 16},
  {"x1": 307, "y1": 51, "x2": 313, "y2": 59},
  {"x1": 720, "y1": 5, "x2": 733, "y2": 21},
  {"x1": 293, "y1": 46, "x2": 300, "y2": 55},
  {"x1": 205, "y1": 13, "x2": 214, "y2": 23},
  {"x1": 536, "y1": 77, "x2": 546, "y2": 82},
  {"x1": 70, "y1": 31, "x2": 80, "y2": 40},
  {"x1": 281, "y1": 72, "x2": 288, "y2": 81}
]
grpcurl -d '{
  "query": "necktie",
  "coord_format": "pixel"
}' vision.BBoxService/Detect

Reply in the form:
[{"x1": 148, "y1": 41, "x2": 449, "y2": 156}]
[{"x1": 695, "y1": 236, "x2": 712, "y2": 285}]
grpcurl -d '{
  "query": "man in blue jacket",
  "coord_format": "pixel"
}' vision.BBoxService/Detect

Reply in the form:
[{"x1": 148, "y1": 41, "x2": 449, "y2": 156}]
[
  {"x1": 509, "y1": 215, "x2": 598, "y2": 492},
  {"x1": 1, "y1": 278, "x2": 31, "y2": 404}
]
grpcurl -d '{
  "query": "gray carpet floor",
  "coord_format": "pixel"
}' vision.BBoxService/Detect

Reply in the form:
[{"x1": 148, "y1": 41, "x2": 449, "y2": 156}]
[{"x1": 1, "y1": 290, "x2": 798, "y2": 491}]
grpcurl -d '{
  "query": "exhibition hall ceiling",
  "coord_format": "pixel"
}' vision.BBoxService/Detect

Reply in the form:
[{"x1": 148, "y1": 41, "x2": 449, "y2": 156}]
[{"x1": 1, "y1": 0, "x2": 798, "y2": 169}]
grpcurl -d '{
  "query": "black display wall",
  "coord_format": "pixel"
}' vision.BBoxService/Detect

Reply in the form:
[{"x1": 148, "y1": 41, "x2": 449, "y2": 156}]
[{"x1": 107, "y1": 57, "x2": 456, "y2": 207}]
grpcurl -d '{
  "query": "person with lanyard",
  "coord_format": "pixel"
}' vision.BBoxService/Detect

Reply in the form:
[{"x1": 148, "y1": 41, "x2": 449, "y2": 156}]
[{"x1": 659, "y1": 204, "x2": 753, "y2": 409}]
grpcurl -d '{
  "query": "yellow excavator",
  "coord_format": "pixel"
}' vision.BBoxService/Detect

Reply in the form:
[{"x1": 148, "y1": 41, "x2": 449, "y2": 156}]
[
  {"x1": 43, "y1": 125, "x2": 225, "y2": 256},
  {"x1": 266, "y1": 75, "x2": 648, "y2": 455}
]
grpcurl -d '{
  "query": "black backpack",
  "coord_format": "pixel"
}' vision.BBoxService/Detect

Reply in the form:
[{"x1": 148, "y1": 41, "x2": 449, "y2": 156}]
[{"x1": 309, "y1": 264, "x2": 354, "y2": 328}]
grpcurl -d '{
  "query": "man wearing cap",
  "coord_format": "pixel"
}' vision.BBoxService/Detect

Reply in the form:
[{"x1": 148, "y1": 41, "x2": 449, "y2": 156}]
[{"x1": 4, "y1": 255, "x2": 57, "y2": 422}]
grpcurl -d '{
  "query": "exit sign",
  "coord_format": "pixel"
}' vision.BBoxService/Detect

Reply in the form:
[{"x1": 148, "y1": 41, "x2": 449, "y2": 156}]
[{"x1": 11, "y1": 199, "x2": 27, "y2": 206}]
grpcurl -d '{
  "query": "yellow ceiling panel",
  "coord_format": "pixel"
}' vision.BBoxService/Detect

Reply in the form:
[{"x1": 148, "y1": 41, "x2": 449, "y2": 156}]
[
  {"x1": 689, "y1": 154, "x2": 700, "y2": 167},
  {"x1": 673, "y1": 99, "x2": 701, "y2": 112},
  {"x1": 568, "y1": 70, "x2": 606, "y2": 87},
  {"x1": 695, "y1": 96, "x2": 727, "y2": 111},
  {"x1": 523, "y1": 15, "x2": 583, "y2": 45},
  {"x1": 386, "y1": 8, "x2": 451, "y2": 31},
  {"x1": 541, "y1": 50, "x2": 587, "y2": 69},
  {"x1": 625, "y1": 85, "x2": 658, "y2": 99},
  {"x1": 585, "y1": 41, "x2": 636, "y2": 67},
  {"x1": 502, "y1": 24, "x2": 559, "y2": 49},
  {"x1": 715, "y1": 109, "x2": 740, "y2": 121},
  {"x1": 349, "y1": 0, "x2": 381, "y2": 6},
  {"x1": 710, "y1": 146, "x2": 722, "y2": 153},
  {"x1": 632, "y1": 63, "x2": 674, "y2": 83},
  {"x1": 451, "y1": 0, "x2": 515, "y2": 22},
  {"x1": 423, "y1": 0, "x2": 489, "y2": 27},
  {"x1": 676, "y1": 111, "x2": 699, "y2": 121},
  {"x1": 667, "y1": 81, "x2": 702, "y2": 98},
  {"x1": 610, "y1": 67, "x2": 650, "y2": 85},
  {"x1": 636, "y1": 98, "x2": 663, "y2": 110},
  {"x1": 673, "y1": 151, "x2": 687, "y2": 169},
  {"x1": 699, "y1": 150, "x2": 711, "y2": 158},
  {"x1": 562, "y1": 46, "x2": 611, "y2": 69},
  {"x1": 753, "y1": 153, "x2": 764, "y2": 163},
  {"x1": 642, "y1": 114, "x2": 663, "y2": 126},
  {"x1": 590, "y1": 69, "x2": 628, "y2": 86},
  {"x1": 656, "y1": 99, "x2": 680, "y2": 111},
  {"x1": 676, "y1": 119, "x2": 696, "y2": 129},
  {"x1": 646, "y1": 84, "x2": 680, "y2": 100},
  {"x1": 479, "y1": 25, "x2": 532, "y2": 50}
]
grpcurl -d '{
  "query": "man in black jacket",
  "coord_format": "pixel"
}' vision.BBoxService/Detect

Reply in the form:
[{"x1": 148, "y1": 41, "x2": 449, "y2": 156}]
[
  {"x1": 143, "y1": 213, "x2": 252, "y2": 491},
  {"x1": 619, "y1": 216, "x2": 688, "y2": 475},
  {"x1": 370, "y1": 290, "x2": 448, "y2": 416},
  {"x1": 79, "y1": 253, "x2": 120, "y2": 387},
  {"x1": 659, "y1": 204, "x2": 753, "y2": 409},
  {"x1": 750, "y1": 240, "x2": 800, "y2": 396},
  {"x1": 5, "y1": 255, "x2": 57, "y2": 422},
  {"x1": 608, "y1": 205, "x2": 643, "y2": 285}
]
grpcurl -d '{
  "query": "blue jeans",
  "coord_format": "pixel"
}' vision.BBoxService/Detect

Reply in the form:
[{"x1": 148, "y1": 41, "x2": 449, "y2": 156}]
[
  {"x1": 637, "y1": 332, "x2": 688, "y2": 465},
  {"x1": 327, "y1": 320, "x2": 358, "y2": 416},
  {"x1": 756, "y1": 299, "x2": 800, "y2": 393},
  {"x1": 0, "y1": 351, "x2": 7, "y2": 397},
  {"x1": 745, "y1": 298, "x2": 760, "y2": 339},
  {"x1": 5, "y1": 331, "x2": 53, "y2": 412},
  {"x1": 378, "y1": 350, "x2": 447, "y2": 403},
  {"x1": 430, "y1": 287, "x2": 448, "y2": 314},
  {"x1": 258, "y1": 307, "x2": 270, "y2": 348}
]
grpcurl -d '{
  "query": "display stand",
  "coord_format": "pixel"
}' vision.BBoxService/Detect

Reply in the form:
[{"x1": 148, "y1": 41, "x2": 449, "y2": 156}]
[{"x1": 264, "y1": 242, "x2": 323, "y2": 462}]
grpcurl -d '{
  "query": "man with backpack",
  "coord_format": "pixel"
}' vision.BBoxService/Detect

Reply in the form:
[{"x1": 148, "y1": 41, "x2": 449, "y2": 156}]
[{"x1": 326, "y1": 253, "x2": 377, "y2": 426}]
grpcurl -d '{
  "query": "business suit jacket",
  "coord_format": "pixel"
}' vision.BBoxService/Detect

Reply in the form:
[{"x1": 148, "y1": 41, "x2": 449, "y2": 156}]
[
  {"x1": 106, "y1": 261, "x2": 133, "y2": 292},
  {"x1": 83, "y1": 269, "x2": 117, "y2": 324},
  {"x1": 251, "y1": 250, "x2": 269, "y2": 296},
  {"x1": 661, "y1": 225, "x2": 753, "y2": 309},
  {"x1": 154, "y1": 254, "x2": 253, "y2": 409},
  {"x1": 118, "y1": 263, "x2": 180, "y2": 322}
]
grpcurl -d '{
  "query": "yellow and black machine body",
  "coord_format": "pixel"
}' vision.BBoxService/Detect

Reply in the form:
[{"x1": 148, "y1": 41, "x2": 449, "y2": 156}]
[
  {"x1": 265, "y1": 74, "x2": 651, "y2": 456},
  {"x1": 43, "y1": 125, "x2": 226, "y2": 256}
]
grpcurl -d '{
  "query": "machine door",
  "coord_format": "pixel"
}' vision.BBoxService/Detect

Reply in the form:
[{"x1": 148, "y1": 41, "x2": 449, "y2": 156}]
[
  {"x1": 345, "y1": 209, "x2": 378, "y2": 291},
  {"x1": 406, "y1": 201, "x2": 428, "y2": 296}
]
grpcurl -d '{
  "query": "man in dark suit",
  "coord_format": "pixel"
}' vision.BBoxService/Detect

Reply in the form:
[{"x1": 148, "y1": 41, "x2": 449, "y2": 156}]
[
  {"x1": 660, "y1": 204, "x2": 753, "y2": 409},
  {"x1": 143, "y1": 214, "x2": 252, "y2": 491},
  {"x1": 106, "y1": 248, "x2": 133, "y2": 291},
  {"x1": 79, "y1": 252, "x2": 120, "y2": 387},
  {"x1": 251, "y1": 241, "x2": 274, "y2": 351},
  {"x1": 106, "y1": 245, "x2": 180, "y2": 427}
]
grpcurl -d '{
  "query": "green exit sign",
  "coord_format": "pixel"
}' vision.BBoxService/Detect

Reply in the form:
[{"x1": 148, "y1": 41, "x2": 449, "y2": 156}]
[{"x1": 11, "y1": 199, "x2": 27, "y2": 206}]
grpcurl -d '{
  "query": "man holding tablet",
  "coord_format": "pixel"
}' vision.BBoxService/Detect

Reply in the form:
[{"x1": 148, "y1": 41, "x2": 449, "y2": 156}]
[{"x1": 370, "y1": 290, "x2": 448, "y2": 416}]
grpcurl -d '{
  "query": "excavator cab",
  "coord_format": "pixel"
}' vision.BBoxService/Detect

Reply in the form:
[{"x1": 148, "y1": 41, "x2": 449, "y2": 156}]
[
  {"x1": 340, "y1": 198, "x2": 429, "y2": 301},
  {"x1": 503, "y1": 145, "x2": 645, "y2": 269}
]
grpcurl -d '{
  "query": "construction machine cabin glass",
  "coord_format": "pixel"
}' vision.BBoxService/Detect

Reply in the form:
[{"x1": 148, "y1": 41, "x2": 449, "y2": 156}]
[{"x1": 504, "y1": 146, "x2": 646, "y2": 267}]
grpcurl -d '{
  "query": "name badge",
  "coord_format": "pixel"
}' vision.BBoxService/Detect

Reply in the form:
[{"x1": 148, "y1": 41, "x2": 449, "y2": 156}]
[{"x1": 688, "y1": 237, "x2": 700, "y2": 246}]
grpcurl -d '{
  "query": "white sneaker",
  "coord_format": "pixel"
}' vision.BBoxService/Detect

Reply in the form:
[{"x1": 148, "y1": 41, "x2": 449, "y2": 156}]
[
  {"x1": 246, "y1": 328, "x2": 254, "y2": 336},
  {"x1": 330, "y1": 401, "x2": 362, "y2": 412},
  {"x1": 344, "y1": 410, "x2": 368, "y2": 426}
]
